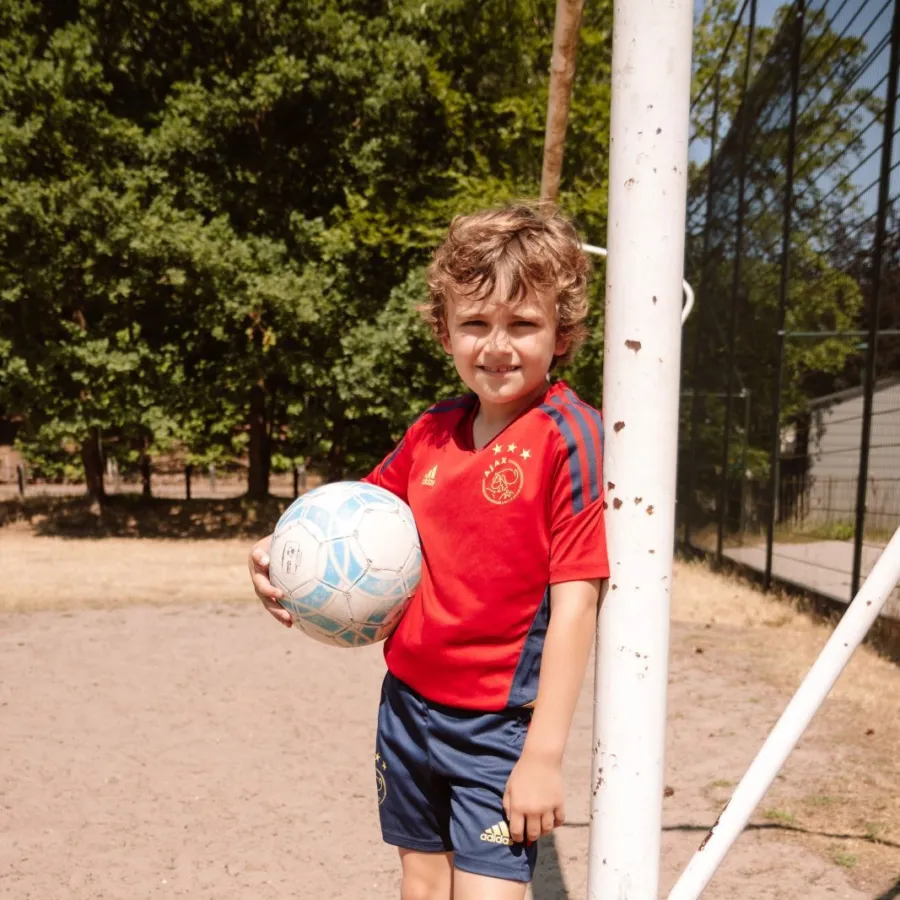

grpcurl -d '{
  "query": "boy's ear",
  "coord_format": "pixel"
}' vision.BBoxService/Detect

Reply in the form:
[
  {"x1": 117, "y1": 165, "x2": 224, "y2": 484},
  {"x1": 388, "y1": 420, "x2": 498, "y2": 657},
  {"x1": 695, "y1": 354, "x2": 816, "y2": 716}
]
[
  {"x1": 440, "y1": 331, "x2": 453, "y2": 354},
  {"x1": 554, "y1": 332, "x2": 571, "y2": 358}
]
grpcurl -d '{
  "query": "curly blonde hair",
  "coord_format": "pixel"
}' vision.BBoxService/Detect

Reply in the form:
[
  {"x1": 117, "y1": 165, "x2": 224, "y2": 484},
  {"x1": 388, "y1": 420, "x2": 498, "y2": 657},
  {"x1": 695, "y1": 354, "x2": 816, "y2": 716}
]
[{"x1": 422, "y1": 203, "x2": 591, "y2": 367}]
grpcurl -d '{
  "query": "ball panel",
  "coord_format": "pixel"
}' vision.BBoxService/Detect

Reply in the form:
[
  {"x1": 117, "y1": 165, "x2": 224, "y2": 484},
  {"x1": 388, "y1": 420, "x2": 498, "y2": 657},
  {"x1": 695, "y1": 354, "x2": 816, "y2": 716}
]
[
  {"x1": 269, "y1": 523, "x2": 320, "y2": 595},
  {"x1": 316, "y1": 536, "x2": 368, "y2": 591},
  {"x1": 400, "y1": 544, "x2": 423, "y2": 593},
  {"x1": 356, "y1": 509, "x2": 420, "y2": 571}
]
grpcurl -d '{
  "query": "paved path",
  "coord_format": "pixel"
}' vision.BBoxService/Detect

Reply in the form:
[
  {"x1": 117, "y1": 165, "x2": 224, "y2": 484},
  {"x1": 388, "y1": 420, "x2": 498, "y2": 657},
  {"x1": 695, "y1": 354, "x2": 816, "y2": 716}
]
[{"x1": 724, "y1": 540, "x2": 900, "y2": 619}]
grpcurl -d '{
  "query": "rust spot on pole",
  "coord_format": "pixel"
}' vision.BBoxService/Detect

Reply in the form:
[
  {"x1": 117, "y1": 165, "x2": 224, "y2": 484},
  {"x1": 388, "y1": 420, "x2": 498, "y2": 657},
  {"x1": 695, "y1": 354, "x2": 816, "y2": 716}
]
[
  {"x1": 625, "y1": 339, "x2": 642, "y2": 352},
  {"x1": 652, "y1": 295, "x2": 658, "y2": 304},
  {"x1": 613, "y1": 498, "x2": 623, "y2": 510},
  {"x1": 634, "y1": 496, "x2": 643, "y2": 504},
  {"x1": 625, "y1": 177, "x2": 635, "y2": 188},
  {"x1": 656, "y1": 127, "x2": 662, "y2": 134},
  {"x1": 611, "y1": 584, "x2": 618, "y2": 591},
  {"x1": 646, "y1": 505, "x2": 655, "y2": 515},
  {"x1": 607, "y1": 481, "x2": 616, "y2": 490},
  {"x1": 613, "y1": 421, "x2": 625, "y2": 433}
]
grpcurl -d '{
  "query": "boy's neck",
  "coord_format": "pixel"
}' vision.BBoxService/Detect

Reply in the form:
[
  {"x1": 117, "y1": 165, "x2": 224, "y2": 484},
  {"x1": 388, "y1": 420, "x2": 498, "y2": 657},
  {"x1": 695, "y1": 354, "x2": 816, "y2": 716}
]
[{"x1": 472, "y1": 380, "x2": 551, "y2": 449}]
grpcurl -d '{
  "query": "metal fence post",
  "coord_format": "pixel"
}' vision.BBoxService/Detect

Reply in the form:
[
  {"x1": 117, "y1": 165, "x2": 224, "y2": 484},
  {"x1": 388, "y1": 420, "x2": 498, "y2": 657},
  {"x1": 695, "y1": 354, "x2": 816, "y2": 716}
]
[
  {"x1": 765, "y1": 0, "x2": 805, "y2": 591},
  {"x1": 717, "y1": 0, "x2": 757, "y2": 563},
  {"x1": 685, "y1": 75, "x2": 722, "y2": 548},
  {"x1": 852, "y1": 0, "x2": 900, "y2": 597}
]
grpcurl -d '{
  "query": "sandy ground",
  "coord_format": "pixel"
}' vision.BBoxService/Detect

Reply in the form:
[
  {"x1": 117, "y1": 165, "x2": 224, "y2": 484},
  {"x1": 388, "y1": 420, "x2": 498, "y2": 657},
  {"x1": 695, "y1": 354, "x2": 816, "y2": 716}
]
[{"x1": 1, "y1": 534, "x2": 899, "y2": 899}]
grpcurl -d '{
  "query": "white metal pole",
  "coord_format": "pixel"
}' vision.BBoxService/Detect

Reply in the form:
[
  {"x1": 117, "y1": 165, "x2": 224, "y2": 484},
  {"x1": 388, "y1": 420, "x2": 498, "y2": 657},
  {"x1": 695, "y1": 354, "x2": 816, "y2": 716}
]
[
  {"x1": 667, "y1": 526, "x2": 900, "y2": 900},
  {"x1": 589, "y1": 0, "x2": 694, "y2": 897},
  {"x1": 583, "y1": 245, "x2": 695, "y2": 325}
]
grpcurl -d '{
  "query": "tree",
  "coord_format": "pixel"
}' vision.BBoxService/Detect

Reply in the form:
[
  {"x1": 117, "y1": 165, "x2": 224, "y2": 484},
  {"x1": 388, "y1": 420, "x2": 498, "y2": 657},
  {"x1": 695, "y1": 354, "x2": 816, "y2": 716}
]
[{"x1": 0, "y1": 0, "x2": 617, "y2": 494}]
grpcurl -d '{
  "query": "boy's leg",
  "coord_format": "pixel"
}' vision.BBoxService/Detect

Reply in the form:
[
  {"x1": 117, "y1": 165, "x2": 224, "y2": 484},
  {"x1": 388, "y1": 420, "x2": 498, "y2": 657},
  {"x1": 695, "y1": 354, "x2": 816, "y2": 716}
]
[
  {"x1": 453, "y1": 869, "x2": 527, "y2": 900},
  {"x1": 399, "y1": 849, "x2": 454, "y2": 900}
]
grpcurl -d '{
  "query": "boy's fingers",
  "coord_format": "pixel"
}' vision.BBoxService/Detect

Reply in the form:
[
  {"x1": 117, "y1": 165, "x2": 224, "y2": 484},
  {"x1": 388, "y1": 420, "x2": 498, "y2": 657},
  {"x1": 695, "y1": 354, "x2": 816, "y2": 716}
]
[
  {"x1": 541, "y1": 811, "x2": 555, "y2": 836},
  {"x1": 554, "y1": 805, "x2": 566, "y2": 828},
  {"x1": 251, "y1": 574, "x2": 283, "y2": 602},
  {"x1": 262, "y1": 597, "x2": 292, "y2": 627},
  {"x1": 508, "y1": 810, "x2": 525, "y2": 844},
  {"x1": 525, "y1": 812, "x2": 542, "y2": 843}
]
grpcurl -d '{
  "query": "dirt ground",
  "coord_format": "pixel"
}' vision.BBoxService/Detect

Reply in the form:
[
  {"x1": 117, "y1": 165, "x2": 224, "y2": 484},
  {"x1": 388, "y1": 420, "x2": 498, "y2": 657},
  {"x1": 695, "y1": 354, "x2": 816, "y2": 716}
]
[{"x1": 1, "y1": 524, "x2": 899, "y2": 899}]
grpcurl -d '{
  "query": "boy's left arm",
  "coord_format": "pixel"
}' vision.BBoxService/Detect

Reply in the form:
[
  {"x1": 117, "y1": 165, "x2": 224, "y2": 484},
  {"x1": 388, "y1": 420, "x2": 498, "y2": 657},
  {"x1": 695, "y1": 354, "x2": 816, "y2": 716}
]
[{"x1": 503, "y1": 577, "x2": 601, "y2": 845}]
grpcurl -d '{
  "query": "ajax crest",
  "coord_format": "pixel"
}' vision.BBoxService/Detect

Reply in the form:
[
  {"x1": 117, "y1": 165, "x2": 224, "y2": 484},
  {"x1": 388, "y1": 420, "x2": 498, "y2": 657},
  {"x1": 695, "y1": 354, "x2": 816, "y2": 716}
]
[{"x1": 482, "y1": 443, "x2": 531, "y2": 505}]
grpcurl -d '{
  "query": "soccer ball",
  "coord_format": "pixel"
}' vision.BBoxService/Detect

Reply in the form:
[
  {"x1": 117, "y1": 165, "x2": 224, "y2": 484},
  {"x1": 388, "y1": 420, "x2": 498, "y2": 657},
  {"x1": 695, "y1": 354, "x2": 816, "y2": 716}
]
[{"x1": 268, "y1": 481, "x2": 421, "y2": 648}]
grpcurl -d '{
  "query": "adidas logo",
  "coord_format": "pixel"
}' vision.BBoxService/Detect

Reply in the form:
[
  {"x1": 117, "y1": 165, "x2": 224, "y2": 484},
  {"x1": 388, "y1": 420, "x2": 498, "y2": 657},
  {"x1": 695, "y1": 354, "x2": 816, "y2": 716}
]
[
  {"x1": 421, "y1": 465, "x2": 438, "y2": 487},
  {"x1": 480, "y1": 821, "x2": 513, "y2": 845}
]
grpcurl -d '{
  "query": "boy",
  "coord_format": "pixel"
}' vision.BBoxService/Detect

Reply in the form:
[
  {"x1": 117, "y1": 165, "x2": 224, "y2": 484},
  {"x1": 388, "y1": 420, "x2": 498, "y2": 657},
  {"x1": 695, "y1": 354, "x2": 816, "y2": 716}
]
[{"x1": 249, "y1": 204, "x2": 609, "y2": 900}]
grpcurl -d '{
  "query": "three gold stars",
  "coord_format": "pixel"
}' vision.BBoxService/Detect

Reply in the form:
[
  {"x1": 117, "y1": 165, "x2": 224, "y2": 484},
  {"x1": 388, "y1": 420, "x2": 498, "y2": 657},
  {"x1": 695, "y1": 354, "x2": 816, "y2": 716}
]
[{"x1": 491, "y1": 443, "x2": 531, "y2": 460}]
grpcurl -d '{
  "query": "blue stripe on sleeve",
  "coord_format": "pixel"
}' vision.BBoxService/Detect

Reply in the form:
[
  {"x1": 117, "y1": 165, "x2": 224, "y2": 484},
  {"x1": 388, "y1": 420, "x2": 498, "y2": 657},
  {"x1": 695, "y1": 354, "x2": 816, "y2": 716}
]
[
  {"x1": 552, "y1": 393, "x2": 600, "y2": 505},
  {"x1": 539, "y1": 402, "x2": 585, "y2": 513}
]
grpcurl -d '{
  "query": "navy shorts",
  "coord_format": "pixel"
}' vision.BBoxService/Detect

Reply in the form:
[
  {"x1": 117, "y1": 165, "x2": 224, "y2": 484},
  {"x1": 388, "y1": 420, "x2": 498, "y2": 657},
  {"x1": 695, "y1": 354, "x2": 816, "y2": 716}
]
[{"x1": 375, "y1": 672, "x2": 537, "y2": 883}]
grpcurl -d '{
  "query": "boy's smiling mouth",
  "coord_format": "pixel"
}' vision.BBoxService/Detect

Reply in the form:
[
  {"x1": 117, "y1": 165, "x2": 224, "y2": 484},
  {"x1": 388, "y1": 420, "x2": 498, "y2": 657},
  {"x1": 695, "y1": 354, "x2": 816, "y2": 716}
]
[{"x1": 479, "y1": 365, "x2": 520, "y2": 374}]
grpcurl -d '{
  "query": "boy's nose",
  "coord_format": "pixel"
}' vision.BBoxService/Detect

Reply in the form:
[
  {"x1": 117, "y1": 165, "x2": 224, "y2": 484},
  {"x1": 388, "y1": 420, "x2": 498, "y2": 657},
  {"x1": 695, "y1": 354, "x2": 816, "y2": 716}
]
[{"x1": 485, "y1": 328, "x2": 512, "y2": 352}]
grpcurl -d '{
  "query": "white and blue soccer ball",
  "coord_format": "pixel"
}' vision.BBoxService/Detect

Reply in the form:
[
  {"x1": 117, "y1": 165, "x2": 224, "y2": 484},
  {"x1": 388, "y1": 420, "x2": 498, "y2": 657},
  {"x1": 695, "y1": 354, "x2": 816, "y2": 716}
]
[{"x1": 268, "y1": 481, "x2": 421, "y2": 648}]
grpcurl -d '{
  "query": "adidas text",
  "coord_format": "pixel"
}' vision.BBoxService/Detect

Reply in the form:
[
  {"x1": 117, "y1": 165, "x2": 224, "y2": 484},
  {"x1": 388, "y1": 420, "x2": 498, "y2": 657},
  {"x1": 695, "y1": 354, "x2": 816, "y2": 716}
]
[{"x1": 480, "y1": 822, "x2": 512, "y2": 846}]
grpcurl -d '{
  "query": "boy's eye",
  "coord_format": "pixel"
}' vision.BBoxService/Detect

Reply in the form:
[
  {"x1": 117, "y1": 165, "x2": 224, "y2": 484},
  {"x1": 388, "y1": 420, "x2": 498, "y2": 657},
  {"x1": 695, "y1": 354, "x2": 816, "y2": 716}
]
[
  {"x1": 461, "y1": 319, "x2": 487, "y2": 327},
  {"x1": 512, "y1": 320, "x2": 538, "y2": 328}
]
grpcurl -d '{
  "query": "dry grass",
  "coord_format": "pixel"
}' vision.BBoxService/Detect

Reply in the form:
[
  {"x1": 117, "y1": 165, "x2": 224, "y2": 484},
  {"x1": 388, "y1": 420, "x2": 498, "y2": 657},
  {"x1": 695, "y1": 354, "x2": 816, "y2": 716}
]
[
  {"x1": 1, "y1": 525, "x2": 251, "y2": 614},
  {"x1": 672, "y1": 559, "x2": 814, "y2": 629},
  {"x1": 673, "y1": 558, "x2": 900, "y2": 712}
]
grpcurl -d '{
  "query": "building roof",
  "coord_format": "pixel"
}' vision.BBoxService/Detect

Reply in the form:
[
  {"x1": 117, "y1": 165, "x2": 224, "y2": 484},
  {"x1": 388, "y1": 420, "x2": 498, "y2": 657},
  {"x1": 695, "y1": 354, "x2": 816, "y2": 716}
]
[{"x1": 807, "y1": 375, "x2": 900, "y2": 410}]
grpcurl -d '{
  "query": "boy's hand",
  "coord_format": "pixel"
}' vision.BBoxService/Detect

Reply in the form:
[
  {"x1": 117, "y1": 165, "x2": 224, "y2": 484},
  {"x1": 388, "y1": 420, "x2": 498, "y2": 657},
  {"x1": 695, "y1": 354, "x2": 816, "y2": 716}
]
[
  {"x1": 502, "y1": 749, "x2": 565, "y2": 845},
  {"x1": 248, "y1": 535, "x2": 292, "y2": 627}
]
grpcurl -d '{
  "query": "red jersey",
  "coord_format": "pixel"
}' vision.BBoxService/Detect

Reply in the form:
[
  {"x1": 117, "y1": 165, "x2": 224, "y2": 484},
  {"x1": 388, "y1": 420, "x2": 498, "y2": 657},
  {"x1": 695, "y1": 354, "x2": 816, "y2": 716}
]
[{"x1": 364, "y1": 381, "x2": 609, "y2": 711}]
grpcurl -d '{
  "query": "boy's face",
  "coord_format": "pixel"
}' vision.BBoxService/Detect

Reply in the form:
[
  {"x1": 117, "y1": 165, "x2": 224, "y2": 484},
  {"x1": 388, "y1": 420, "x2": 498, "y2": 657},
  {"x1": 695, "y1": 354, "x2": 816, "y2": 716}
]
[{"x1": 441, "y1": 280, "x2": 568, "y2": 412}]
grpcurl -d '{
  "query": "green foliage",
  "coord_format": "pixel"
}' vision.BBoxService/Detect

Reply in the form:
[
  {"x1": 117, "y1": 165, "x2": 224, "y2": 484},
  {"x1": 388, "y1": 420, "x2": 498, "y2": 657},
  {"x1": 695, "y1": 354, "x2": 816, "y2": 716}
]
[{"x1": 0, "y1": 0, "x2": 617, "y2": 492}]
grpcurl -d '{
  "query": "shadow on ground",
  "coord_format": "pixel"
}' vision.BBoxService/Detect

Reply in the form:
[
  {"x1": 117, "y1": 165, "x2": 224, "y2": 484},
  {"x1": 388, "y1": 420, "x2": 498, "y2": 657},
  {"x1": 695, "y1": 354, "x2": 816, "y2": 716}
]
[
  {"x1": 533, "y1": 831, "x2": 570, "y2": 900},
  {"x1": 561, "y1": 820, "x2": 900, "y2": 851},
  {"x1": 0, "y1": 494, "x2": 289, "y2": 539},
  {"x1": 874, "y1": 878, "x2": 900, "y2": 900}
]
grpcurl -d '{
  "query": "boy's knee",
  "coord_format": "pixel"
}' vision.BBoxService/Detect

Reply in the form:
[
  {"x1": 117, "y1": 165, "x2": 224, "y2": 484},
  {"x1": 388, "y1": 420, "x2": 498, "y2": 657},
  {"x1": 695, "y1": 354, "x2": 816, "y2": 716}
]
[
  {"x1": 399, "y1": 852, "x2": 452, "y2": 900},
  {"x1": 400, "y1": 873, "x2": 450, "y2": 900}
]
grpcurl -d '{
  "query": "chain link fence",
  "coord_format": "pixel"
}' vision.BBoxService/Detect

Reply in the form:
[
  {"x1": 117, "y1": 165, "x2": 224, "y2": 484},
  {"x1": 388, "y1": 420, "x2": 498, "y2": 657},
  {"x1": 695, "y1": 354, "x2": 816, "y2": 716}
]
[{"x1": 680, "y1": 0, "x2": 900, "y2": 615}]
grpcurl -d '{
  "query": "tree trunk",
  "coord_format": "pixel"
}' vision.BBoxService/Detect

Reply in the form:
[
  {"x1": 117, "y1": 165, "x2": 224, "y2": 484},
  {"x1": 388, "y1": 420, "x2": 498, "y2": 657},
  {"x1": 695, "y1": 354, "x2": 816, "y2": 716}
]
[
  {"x1": 140, "y1": 453, "x2": 152, "y2": 500},
  {"x1": 81, "y1": 427, "x2": 106, "y2": 503},
  {"x1": 248, "y1": 380, "x2": 270, "y2": 501},
  {"x1": 326, "y1": 421, "x2": 345, "y2": 483}
]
